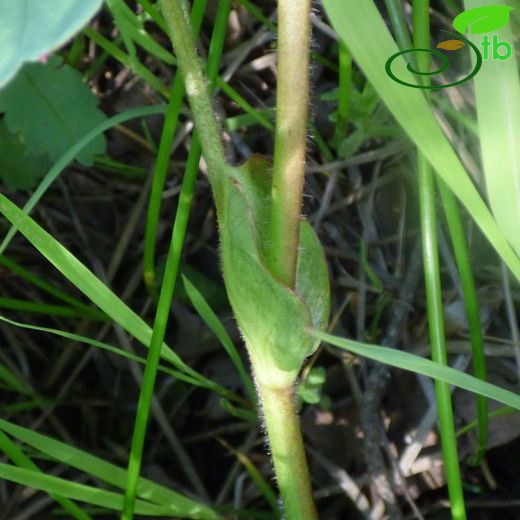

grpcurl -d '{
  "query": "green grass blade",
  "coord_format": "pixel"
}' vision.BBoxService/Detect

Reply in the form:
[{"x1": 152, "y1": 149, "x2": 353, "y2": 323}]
[
  {"x1": 0, "y1": 193, "x2": 228, "y2": 394},
  {"x1": 457, "y1": 406, "x2": 517, "y2": 437},
  {"x1": 216, "y1": 78, "x2": 274, "y2": 131},
  {"x1": 83, "y1": 27, "x2": 170, "y2": 97},
  {"x1": 182, "y1": 275, "x2": 256, "y2": 402},
  {"x1": 438, "y1": 179, "x2": 488, "y2": 465},
  {"x1": 136, "y1": 0, "x2": 169, "y2": 33},
  {"x1": 0, "y1": 254, "x2": 105, "y2": 320},
  {"x1": 219, "y1": 439, "x2": 279, "y2": 516},
  {"x1": 0, "y1": 362, "x2": 33, "y2": 396},
  {"x1": 321, "y1": 0, "x2": 520, "y2": 282},
  {"x1": 0, "y1": 315, "x2": 201, "y2": 386},
  {"x1": 0, "y1": 464, "x2": 183, "y2": 516},
  {"x1": 0, "y1": 297, "x2": 103, "y2": 320},
  {"x1": 314, "y1": 331, "x2": 520, "y2": 410},
  {"x1": 414, "y1": 3, "x2": 466, "y2": 517},
  {"x1": 122, "y1": 2, "x2": 232, "y2": 517},
  {"x1": 0, "y1": 431, "x2": 91, "y2": 520},
  {"x1": 0, "y1": 419, "x2": 221, "y2": 519},
  {"x1": 465, "y1": 0, "x2": 520, "y2": 257},
  {"x1": 419, "y1": 148, "x2": 467, "y2": 520},
  {"x1": 383, "y1": 0, "x2": 413, "y2": 52}
]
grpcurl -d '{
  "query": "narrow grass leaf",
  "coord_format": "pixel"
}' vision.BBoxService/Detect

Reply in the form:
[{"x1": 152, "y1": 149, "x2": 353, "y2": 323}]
[
  {"x1": 0, "y1": 419, "x2": 221, "y2": 519},
  {"x1": 0, "y1": 431, "x2": 90, "y2": 520},
  {"x1": 0, "y1": 464, "x2": 183, "y2": 516},
  {"x1": 0, "y1": 362, "x2": 33, "y2": 396},
  {"x1": 0, "y1": 194, "x2": 216, "y2": 390},
  {"x1": 314, "y1": 331, "x2": 520, "y2": 410},
  {"x1": 0, "y1": 315, "x2": 200, "y2": 386},
  {"x1": 0, "y1": 254, "x2": 106, "y2": 320},
  {"x1": 218, "y1": 439, "x2": 279, "y2": 516},
  {"x1": 122, "y1": 2, "x2": 230, "y2": 516},
  {"x1": 182, "y1": 275, "x2": 256, "y2": 402}
]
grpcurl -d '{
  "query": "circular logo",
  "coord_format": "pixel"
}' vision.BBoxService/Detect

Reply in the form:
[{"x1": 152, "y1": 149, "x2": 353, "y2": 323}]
[{"x1": 385, "y1": 32, "x2": 483, "y2": 89}]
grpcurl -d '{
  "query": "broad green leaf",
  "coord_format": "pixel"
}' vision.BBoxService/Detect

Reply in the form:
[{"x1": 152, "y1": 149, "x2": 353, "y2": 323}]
[
  {"x1": 314, "y1": 331, "x2": 520, "y2": 410},
  {"x1": 0, "y1": 105, "x2": 167, "y2": 255},
  {"x1": 321, "y1": 0, "x2": 520, "y2": 283},
  {"x1": 0, "y1": 56, "x2": 106, "y2": 166},
  {"x1": 0, "y1": 120, "x2": 51, "y2": 190},
  {"x1": 0, "y1": 0, "x2": 102, "y2": 88},
  {"x1": 453, "y1": 5, "x2": 514, "y2": 35},
  {"x1": 221, "y1": 157, "x2": 330, "y2": 384},
  {"x1": 464, "y1": 0, "x2": 520, "y2": 257},
  {"x1": 0, "y1": 464, "x2": 183, "y2": 516},
  {"x1": 0, "y1": 419, "x2": 221, "y2": 519}
]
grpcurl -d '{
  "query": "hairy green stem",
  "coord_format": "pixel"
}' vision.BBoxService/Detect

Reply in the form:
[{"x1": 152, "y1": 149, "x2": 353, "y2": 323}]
[
  {"x1": 159, "y1": 0, "x2": 229, "y2": 206},
  {"x1": 268, "y1": 0, "x2": 312, "y2": 288},
  {"x1": 158, "y1": 1, "x2": 318, "y2": 517},
  {"x1": 143, "y1": 0, "x2": 207, "y2": 297},
  {"x1": 413, "y1": 2, "x2": 467, "y2": 518},
  {"x1": 257, "y1": 382, "x2": 318, "y2": 520}
]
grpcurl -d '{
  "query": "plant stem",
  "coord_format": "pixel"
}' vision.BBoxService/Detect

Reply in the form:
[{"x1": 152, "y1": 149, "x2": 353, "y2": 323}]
[
  {"x1": 437, "y1": 179, "x2": 488, "y2": 465},
  {"x1": 143, "y1": 0, "x2": 208, "y2": 297},
  {"x1": 257, "y1": 381, "x2": 318, "y2": 520},
  {"x1": 383, "y1": 0, "x2": 413, "y2": 53},
  {"x1": 418, "y1": 154, "x2": 467, "y2": 520},
  {"x1": 413, "y1": 2, "x2": 467, "y2": 518},
  {"x1": 159, "y1": 0, "x2": 229, "y2": 205},
  {"x1": 333, "y1": 41, "x2": 352, "y2": 145},
  {"x1": 122, "y1": 1, "x2": 232, "y2": 518},
  {"x1": 268, "y1": 0, "x2": 312, "y2": 288},
  {"x1": 159, "y1": 2, "x2": 318, "y2": 516}
]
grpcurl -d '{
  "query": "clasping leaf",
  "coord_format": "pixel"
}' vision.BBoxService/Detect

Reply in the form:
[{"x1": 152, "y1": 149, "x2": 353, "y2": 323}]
[{"x1": 220, "y1": 157, "x2": 330, "y2": 384}]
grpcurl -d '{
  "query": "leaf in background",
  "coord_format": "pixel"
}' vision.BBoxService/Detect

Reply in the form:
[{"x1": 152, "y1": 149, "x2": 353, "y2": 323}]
[
  {"x1": 0, "y1": 121, "x2": 51, "y2": 190},
  {"x1": 464, "y1": 0, "x2": 520, "y2": 258},
  {"x1": 0, "y1": 0, "x2": 102, "y2": 88},
  {"x1": 437, "y1": 39, "x2": 465, "y2": 51},
  {"x1": 0, "y1": 56, "x2": 106, "y2": 166},
  {"x1": 106, "y1": 0, "x2": 175, "y2": 65},
  {"x1": 453, "y1": 5, "x2": 514, "y2": 35},
  {"x1": 297, "y1": 366, "x2": 327, "y2": 405}
]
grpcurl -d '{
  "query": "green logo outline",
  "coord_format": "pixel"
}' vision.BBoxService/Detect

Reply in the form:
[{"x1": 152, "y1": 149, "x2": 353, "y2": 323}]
[{"x1": 385, "y1": 5, "x2": 514, "y2": 89}]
